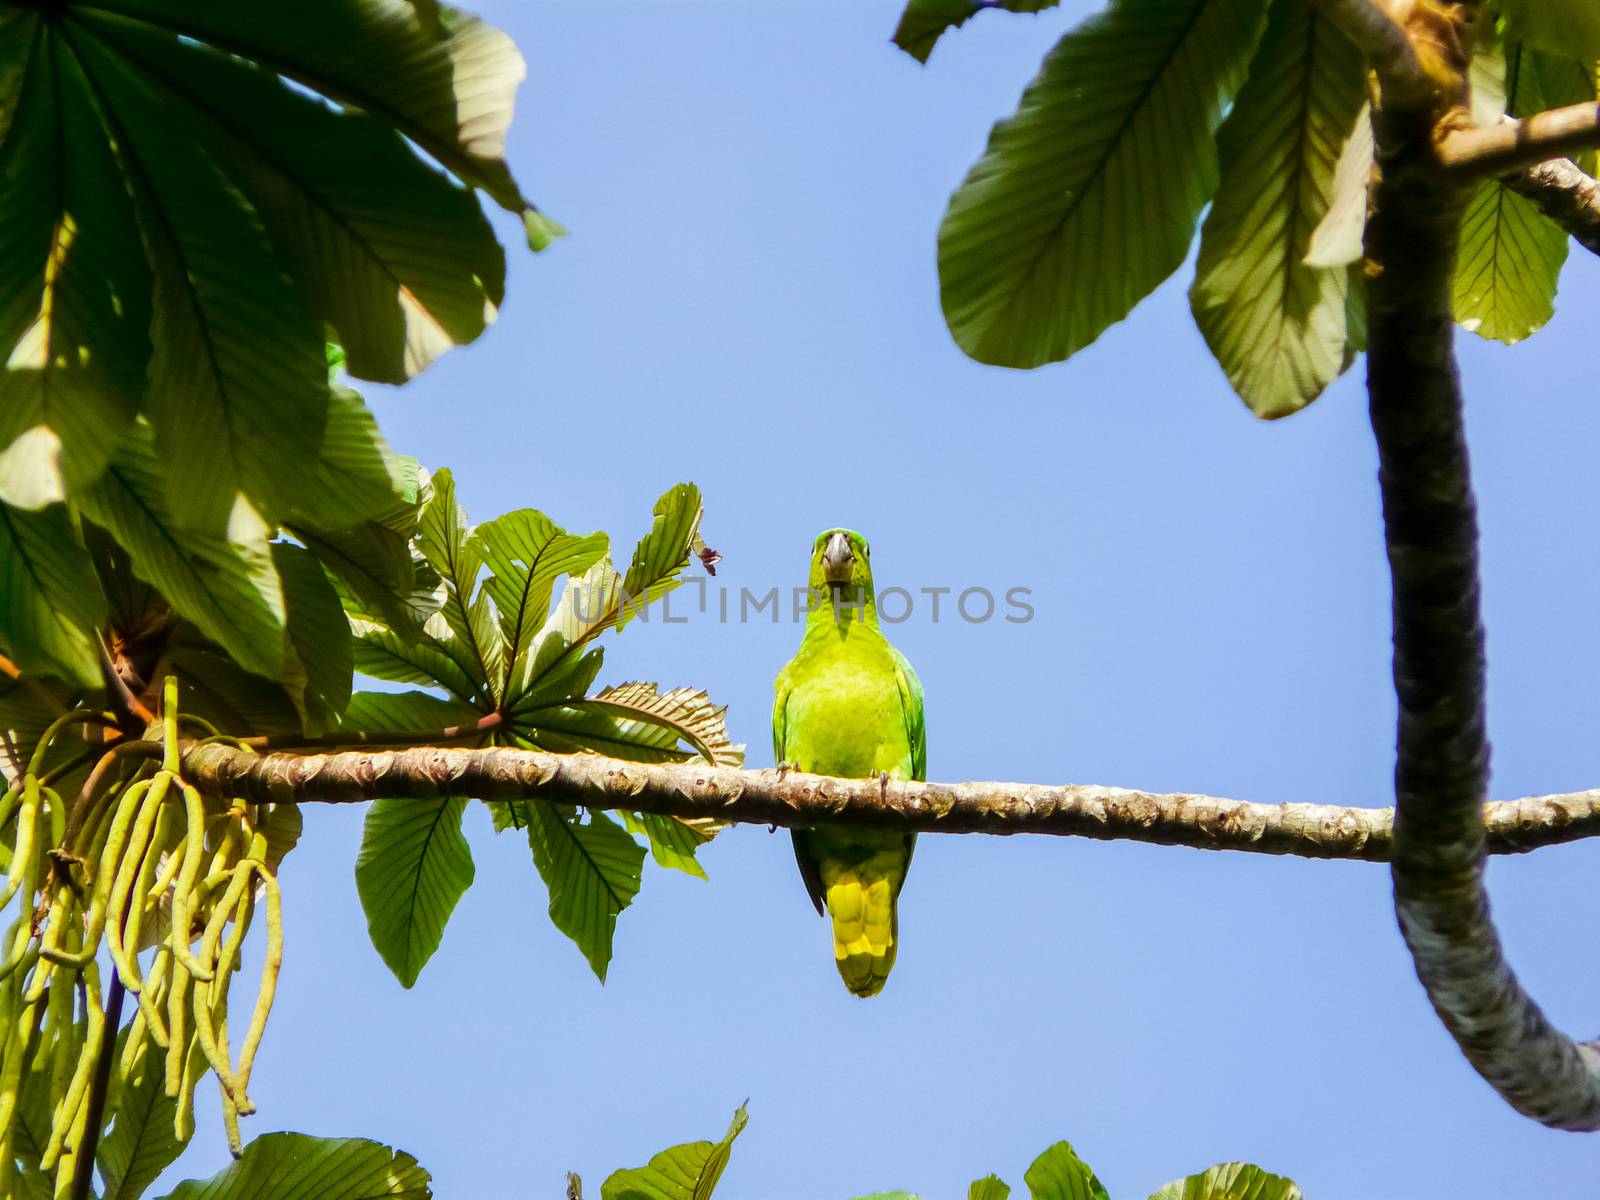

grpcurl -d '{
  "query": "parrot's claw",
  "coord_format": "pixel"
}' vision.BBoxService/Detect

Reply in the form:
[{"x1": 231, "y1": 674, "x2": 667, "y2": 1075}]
[
  {"x1": 776, "y1": 760, "x2": 795, "y2": 781},
  {"x1": 879, "y1": 771, "x2": 890, "y2": 803}
]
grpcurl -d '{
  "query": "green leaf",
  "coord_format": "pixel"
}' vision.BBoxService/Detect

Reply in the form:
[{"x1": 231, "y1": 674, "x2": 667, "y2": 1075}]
[
  {"x1": 273, "y1": 542, "x2": 353, "y2": 734},
  {"x1": 939, "y1": 0, "x2": 1270, "y2": 367},
  {"x1": 87, "y1": 0, "x2": 539, "y2": 224},
  {"x1": 854, "y1": 1194, "x2": 922, "y2": 1200},
  {"x1": 0, "y1": 28, "x2": 146, "y2": 509},
  {"x1": 74, "y1": 13, "x2": 506, "y2": 385},
  {"x1": 1146, "y1": 1163, "x2": 1303, "y2": 1200},
  {"x1": 280, "y1": 386, "x2": 415, "y2": 533},
  {"x1": 619, "y1": 483, "x2": 704, "y2": 630},
  {"x1": 100, "y1": 1030, "x2": 189, "y2": 1200},
  {"x1": 471, "y1": 508, "x2": 608, "y2": 692},
  {"x1": 1189, "y1": 0, "x2": 1367, "y2": 417},
  {"x1": 297, "y1": 519, "x2": 438, "y2": 637},
  {"x1": 1023, "y1": 1142, "x2": 1110, "y2": 1200},
  {"x1": 526, "y1": 806, "x2": 644, "y2": 981},
  {"x1": 167, "y1": 634, "x2": 304, "y2": 737},
  {"x1": 621, "y1": 812, "x2": 714, "y2": 880},
  {"x1": 416, "y1": 467, "x2": 500, "y2": 700},
  {"x1": 155, "y1": 1131, "x2": 431, "y2": 1200},
  {"x1": 522, "y1": 683, "x2": 743, "y2": 768},
  {"x1": 0, "y1": 499, "x2": 106, "y2": 686},
  {"x1": 356, "y1": 796, "x2": 474, "y2": 988},
  {"x1": 538, "y1": 483, "x2": 704, "y2": 656},
  {"x1": 76, "y1": 423, "x2": 286, "y2": 679},
  {"x1": 601, "y1": 1103, "x2": 749, "y2": 1200},
  {"x1": 970, "y1": 1178, "x2": 1012, "y2": 1200},
  {"x1": 67, "y1": 26, "x2": 329, "y2": 532},
  {"x1": 892, "y1": 0, "x2": 1060, "y2": 64},
  {"x1": 343, "y1": 689, "x2": 480, "y2": 737},
  {"x1": 1502, "y1": 0, "x2": 1600, "y2": 61},
  {"x1": 1453, "y1": 44, "x2": 1584, "y2": 343},
  {"x1": 351, "y1": 620, "x2": 482, "y2": 704}
]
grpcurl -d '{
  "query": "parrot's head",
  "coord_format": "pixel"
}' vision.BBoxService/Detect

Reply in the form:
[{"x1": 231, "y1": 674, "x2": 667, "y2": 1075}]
[{"x1": 809, "y1": 528, "x2": 873, "y2": 593}]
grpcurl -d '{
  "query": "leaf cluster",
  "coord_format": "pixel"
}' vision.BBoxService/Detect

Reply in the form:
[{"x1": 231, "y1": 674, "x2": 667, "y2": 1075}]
[
  {"x1": 350, "y1": 473, "x2": 743, "y2": 987},
  {"x1": 593, "y1": 1108, "x2": 1302, "y2": 1200},
  {"x1": 897, "y1": 0, "x2": 1600, "y2": 415}
]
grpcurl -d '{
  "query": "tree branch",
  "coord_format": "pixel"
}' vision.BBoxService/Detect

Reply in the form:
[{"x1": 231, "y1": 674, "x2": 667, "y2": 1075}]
[
  {"x1": 174, "y1": 741, "x2": 1600, "y2": 862},
  {"x1": 1312, "y1": 0, "x2": 1433, "y2": 108},
  {"x1": 1439, "y1": 103, "x2": 1600, "y2": 178},
  {"x1": 1365, "y1": 53, "x2": 1600, "y2": 1128},
  {"x1": 1502, "y1": 155, "x2": 1600, "y2": 258}
]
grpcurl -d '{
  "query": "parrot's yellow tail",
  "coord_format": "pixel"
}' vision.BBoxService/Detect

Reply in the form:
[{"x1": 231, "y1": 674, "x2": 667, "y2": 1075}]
[{"x1": 820, "y1": 855, "x2": 900, "y2": 998}]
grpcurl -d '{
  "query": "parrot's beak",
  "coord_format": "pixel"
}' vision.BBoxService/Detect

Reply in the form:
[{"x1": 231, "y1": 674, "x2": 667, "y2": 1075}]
[{"x1": 821, "y1": 532, "x2": 855, "y2": 585}]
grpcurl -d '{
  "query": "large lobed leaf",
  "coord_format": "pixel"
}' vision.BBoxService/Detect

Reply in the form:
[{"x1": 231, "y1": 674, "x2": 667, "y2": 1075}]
[
  {"x1": 1146, "y1": 1163, "x2": 1302, "y2": 1200},
  {"x1": 939, "y1": 0, "x2": 1270, "y2": 368},
  {"x1": 601, "y1": 1103, "x2": 748, "y2": 1200},
  {"x1": 156, "y1": 1132, "x2": 430, "y2": 1200},
  {"x1": 0, "y1": 0, "x2": 535, "y2": 533},
  {"x1": 1189, "y1": 0, "x2": 1367, "y2": 418}
]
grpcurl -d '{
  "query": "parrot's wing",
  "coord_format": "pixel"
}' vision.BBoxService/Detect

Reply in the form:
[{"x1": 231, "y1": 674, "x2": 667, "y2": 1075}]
[
  {"x1": 772, "y1": 670, "x2": 792, "y2": 768},
  {"x1": 889, "y1": 645, "x2": 926, "y2": 782},
  {"x1": 775, "y1": 671, "x2": 826, "y2": 915}
]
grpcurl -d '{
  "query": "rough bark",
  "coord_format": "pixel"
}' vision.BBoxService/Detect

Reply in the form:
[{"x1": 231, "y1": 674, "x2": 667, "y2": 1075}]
[
  {"x1": 1363, "y1": 4, "x2": 1600, "y2": 1129},
  {"x1": 176, "y1": 742, "x2": 1600, "y2": 862}
]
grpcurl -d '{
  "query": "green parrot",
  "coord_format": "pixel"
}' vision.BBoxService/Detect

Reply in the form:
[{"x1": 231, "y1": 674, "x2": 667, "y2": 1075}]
[{"x1": 773, "y1": 528, "x2": 925, "y2": 997}]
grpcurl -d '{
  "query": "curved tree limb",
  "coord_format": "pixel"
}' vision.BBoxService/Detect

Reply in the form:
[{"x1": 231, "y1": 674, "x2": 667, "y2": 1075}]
[
  {"x1": 1364, "y1": 7, "x2": 1600, "y2": 1129},
  {"x1": 176, "y1": 741, "x2": 1600, "y2": 862}
]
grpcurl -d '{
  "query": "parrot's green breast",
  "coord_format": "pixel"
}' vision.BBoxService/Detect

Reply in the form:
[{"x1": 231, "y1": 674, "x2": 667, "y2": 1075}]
[{"x1": 778, "y1": 633, "x2": 914, "y2": 781}]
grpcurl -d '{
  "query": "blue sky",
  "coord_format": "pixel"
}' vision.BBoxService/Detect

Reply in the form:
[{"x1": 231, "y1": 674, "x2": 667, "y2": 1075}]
[{"x1": 157, "y1": 3, "x2": 1600, "y2": 1195}]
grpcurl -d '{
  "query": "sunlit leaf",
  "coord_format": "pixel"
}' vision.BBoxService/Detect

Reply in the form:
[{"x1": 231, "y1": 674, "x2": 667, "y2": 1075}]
[
  {"x1": 0, "y1": 28, "x2": 145, "y2": 509},
  {"x1": 1453, "y1": 43, "x2": 1587, "y2": 343},
  {"x1": 622, "y1": 812, "x2": 715, "y2": 879},
  {"x1": 471, "y1": 507, "x2": 607, "y2": 690},
  {"x1": 1190, "y1": 0, "x2": 1366, "y2": 417},
  {"x1": 73, "y1": 12, "x2": 506, "y2": 385},
  {"x1": 601, "y1": 1103, "x2": 749, "y2": 1200},
  {"x1": 1146, "y1": 1163, "x2": 1303, "y2": 1200},
  {"x1": 970, "y1": 1177, "x2": 1011, "y2": 1200},
  {"x1": 939, "y1": 0, "x2": 1269, "y2": 367},
  {"x1": 156, "y1": 1131, "x2": 430, "y2": 1200},
  {"x1": 1023, "y1": 1142, "x2": 1110, "y2": 1200}
]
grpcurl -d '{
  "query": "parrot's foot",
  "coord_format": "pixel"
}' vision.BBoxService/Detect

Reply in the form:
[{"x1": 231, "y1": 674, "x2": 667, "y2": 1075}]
[
  {"x1": 879, "y1": 771, "x2": 890, "y2": 803},
  {"x1": 776, "y1": 760, "x2": 796, "y2": 781}
]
